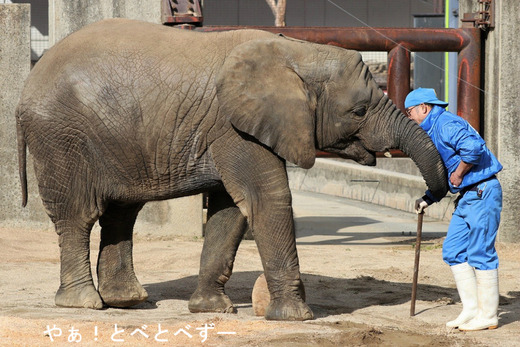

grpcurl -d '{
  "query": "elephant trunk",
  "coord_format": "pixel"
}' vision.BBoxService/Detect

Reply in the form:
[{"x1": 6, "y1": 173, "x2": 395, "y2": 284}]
[{"x1": 379, "y1": 98, "x2": 448, "y2": 201}]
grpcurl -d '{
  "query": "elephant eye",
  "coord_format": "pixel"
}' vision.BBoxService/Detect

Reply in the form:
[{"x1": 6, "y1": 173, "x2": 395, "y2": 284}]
[{"x1": 353, "y1": 106, "x2": 367, "y2": 117}]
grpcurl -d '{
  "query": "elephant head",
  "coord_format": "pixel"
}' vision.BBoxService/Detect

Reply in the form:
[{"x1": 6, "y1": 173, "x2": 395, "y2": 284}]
[{"x1": 216, "y1": 35, "x2": 448, "y2": 201}]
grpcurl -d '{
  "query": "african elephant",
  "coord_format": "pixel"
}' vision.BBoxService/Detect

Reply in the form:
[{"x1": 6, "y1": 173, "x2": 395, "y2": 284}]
[{"x1": 16, "y1": 18, "x2": 448, "y2": 321}]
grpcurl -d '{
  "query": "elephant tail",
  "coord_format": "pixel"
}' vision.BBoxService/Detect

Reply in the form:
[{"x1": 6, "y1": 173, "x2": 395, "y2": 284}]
[{"x1": 16, "y1": 114, "x2": 28, "y2": 207}]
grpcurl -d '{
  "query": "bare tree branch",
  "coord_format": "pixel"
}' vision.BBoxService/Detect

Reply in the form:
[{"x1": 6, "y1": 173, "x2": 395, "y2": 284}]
[{"x1": 266, "y1": 0, "x2": 286, "y2": 27}]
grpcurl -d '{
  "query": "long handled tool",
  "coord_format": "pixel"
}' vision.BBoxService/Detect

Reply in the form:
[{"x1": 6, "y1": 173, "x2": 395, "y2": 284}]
[{"x1": 410, "y1": 211, "x2": 424, "y2": 316}]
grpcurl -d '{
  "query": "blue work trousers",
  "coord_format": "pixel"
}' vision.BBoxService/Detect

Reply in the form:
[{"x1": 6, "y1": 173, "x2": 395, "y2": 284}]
[{"x1": 442, "y1": 177, "x2": 502, "y2": 270}]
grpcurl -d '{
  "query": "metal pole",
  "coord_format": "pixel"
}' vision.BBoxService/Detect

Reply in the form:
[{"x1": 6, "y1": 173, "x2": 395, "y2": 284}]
[
  {"x1": 387, "y1": 44, "x2": 411, "y2": 113},
  {"x1": 410, "y1": 211, "x2": 424, "y2": 316}
]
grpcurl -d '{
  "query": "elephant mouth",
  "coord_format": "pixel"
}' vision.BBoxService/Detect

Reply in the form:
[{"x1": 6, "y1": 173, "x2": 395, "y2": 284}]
[
  {"x1": 323, "y1": 143, "x2": 377, "y2": 166},
  {"x1": 337, "y1": 150, "x2": 376, "y2": 166}
]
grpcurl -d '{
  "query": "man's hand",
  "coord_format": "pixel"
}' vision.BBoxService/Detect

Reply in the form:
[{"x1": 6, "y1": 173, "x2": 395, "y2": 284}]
[
  {"x1": 450, "y1": 160, "x2": 473, "y2": 188},
  {"x1": 450, "y1": 172, "x2": 464, "y2": 188},
  {"x1": 415, "y1": 197, "x2": 429, "y2": 214}
]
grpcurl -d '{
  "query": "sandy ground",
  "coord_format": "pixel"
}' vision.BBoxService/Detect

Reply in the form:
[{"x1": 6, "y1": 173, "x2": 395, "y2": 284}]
[{"x1": 0, "y1": 191, "x2": 519, "y2": 346}]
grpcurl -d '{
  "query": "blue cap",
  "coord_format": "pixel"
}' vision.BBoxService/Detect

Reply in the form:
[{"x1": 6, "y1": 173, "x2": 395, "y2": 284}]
[{"x1": 404, "y1": 88, "x2": 448, "y2": 109}]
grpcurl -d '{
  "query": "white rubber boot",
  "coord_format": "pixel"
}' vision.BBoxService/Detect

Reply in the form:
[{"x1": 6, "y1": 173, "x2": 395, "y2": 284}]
[
  {"x1": 446, "y1": 263, "x2": 478, "y2": 328},
  {"x1": 459, "y1": 269, "x2": 499, "y2": 331}
]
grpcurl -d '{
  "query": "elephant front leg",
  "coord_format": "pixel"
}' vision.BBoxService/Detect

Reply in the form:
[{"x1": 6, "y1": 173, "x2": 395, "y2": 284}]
[
  {"x1": 252, "y1": 203, "x2": 313, "y2": 321},
  {"x1": 96, "y1": 202, "x2": 148, "y2": 307},
  {"x1": 189, "y1": 191, "x2": 247, "y2": 313},
  {"x1": 210, "y1": 135, "x2": 313, "y2": 321},
  {"x1": 54, "y1": 221, "x2": 103, "y2": 309}
]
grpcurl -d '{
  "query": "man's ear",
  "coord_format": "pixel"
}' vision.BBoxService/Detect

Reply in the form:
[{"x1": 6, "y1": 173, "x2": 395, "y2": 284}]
[{"x1": 216, "y1": 38, "x2": 316, "y2": 169}]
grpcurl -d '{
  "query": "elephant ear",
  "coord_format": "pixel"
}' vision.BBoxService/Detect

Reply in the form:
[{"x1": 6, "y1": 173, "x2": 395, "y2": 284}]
[{"x1": 216, "y1": 38, "x2": 316, "y2": 169}]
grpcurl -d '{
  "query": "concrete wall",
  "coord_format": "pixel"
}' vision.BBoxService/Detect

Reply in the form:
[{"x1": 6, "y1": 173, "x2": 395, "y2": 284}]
[
  {"x1": 0, "y1": 4, "x2": 53, "y2": 230},
  {"x1": 49, "y1": 0, "x2": 161, "y2": 44},
  {"x1": 460, "y1": 0, "x2": 520, "y2": 242},
  {"x1": 8, "y1": 0, "x2": 49, "y2": 61}
]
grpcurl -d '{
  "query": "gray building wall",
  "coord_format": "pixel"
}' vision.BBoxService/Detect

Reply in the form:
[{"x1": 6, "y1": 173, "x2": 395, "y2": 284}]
[
  {"x1": 49, "y1": 0, "x2": 161, "y2": 44},
  {"x1": 203, "y1": 1, "x2": 440, "y2": 83},
  {"x1": 8, "y1": 0, "x2": 49, "y2": 61},
  {"x1": 204, "y1": 0, "x2": 436, "y2": 27}
]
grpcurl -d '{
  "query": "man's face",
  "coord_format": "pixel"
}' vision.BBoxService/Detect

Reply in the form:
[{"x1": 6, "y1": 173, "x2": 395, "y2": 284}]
[{"x1": 405, "y1": 103, "x2": 430, "y2": 124}]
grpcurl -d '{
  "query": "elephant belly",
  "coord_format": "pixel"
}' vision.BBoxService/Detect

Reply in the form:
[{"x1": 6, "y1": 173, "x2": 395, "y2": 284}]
[{"x1": 105, "y1": 151, "x2": 223, "y2": 203}]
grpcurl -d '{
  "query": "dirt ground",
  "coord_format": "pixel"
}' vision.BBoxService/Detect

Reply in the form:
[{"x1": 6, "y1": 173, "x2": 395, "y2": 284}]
[{"x1": 1, "y1": 191, "x2": 519, "y2": 346}]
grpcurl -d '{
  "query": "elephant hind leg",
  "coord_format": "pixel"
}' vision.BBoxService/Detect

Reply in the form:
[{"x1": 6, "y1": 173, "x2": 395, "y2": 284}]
[
  {"x1": 96, "y1": 202, "x2": 148, "y2": 308},
  {"x1": 27, "y1": 128, "x2": 105, "y2": 308},
  {"x1": 189, "y1": 191, "x2": 247, "y2": 313},
  {"x1": 54, "y1": 219, "x2": 103, "y2": 309}
]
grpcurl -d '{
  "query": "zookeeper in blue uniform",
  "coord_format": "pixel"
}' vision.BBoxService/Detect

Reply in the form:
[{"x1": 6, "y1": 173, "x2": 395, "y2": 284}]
[{"x1": 405, "y1": 88, "x2": 503, "y2": 331}]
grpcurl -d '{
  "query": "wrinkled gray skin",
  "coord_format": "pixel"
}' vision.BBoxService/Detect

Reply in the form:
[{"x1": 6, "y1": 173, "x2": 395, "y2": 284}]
[{"x1": 16, "y1": 19, "x2": 448, "y2": 321}]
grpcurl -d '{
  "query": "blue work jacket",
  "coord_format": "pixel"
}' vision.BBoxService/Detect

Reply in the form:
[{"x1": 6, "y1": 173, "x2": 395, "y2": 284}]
[{"x1": 421, "y1": 106, "x2": 502, "y2": 201}]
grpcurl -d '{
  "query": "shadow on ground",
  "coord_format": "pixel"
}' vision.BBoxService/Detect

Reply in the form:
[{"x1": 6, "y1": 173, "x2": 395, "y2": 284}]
[
  {"x1": 294, "y1": 216, "x2": 446, "y2": 245},
  {"x1": 139, "y1": 271, "x2": 519, "y2": 325},
  {"x1": 141, "y1": 271, "x2": 454, "y2": 316}
]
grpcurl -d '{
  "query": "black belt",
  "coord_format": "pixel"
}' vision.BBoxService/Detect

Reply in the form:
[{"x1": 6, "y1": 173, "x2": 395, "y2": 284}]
[{"x1": 461, "y1": 175, "x2": 496, "y2": 194}]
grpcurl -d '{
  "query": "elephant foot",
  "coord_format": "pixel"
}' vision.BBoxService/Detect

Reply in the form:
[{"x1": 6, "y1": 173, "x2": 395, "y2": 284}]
[
  {"x1": 188, "y1": 289, "x2": 236, "y2": 313},
  {"x1": 55, "y1": 284, "x2": 104, "y2": 309},
  {"x1": 98, "y1": 281, "x2": 148, "y2": 308},
  {"x1": 252, "y1": 273, "x2": 307, "y2": 317},
  {"x1": 265, "y1": 297, "x2": 313, "y2": 321}
]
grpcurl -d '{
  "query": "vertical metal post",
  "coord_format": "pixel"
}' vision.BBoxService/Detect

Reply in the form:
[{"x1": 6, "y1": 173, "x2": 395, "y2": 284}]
[
  {"x1": 458, "y1": 27, "x2": 481, "y2": 132},
  {"x1": 387, "y1": 45, "x2": 411, "y2": 113}
]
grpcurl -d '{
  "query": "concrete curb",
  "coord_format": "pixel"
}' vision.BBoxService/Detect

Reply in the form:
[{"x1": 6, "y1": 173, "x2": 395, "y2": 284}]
[{"x1": 288, "y1": 158, "x2": 455, "y2": 221}]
